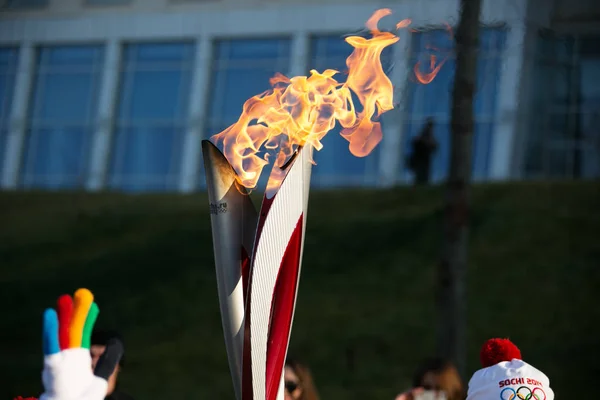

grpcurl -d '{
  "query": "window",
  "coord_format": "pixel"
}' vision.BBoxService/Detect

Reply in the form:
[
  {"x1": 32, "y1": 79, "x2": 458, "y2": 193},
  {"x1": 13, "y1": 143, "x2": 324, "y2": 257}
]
[
  {"x1": 21, "y1": 46, "x2": 103, "y2": 189},
  {"x1": 308, "y1": 35, "x2": 393, "y2": 187},
  {"x1": 2, "y1": 0, "x2": 48, "y2": 9},
  {"x1": 525, "y1": 32, "x2": 600, "y2": 179},
  {"x1": 205, "y1": 38, "x2": 291, "y2": 190},
  {"x1": 0, "y1": 48, "x2": 19, "y2": 175},
  {"x1": 404, "y1": 28, "x2": 507, "y2": 182},
  {"x1": 109, "y1": 42, "x2": 194, "y2": 191},
  {"x1": 84, "y1": 0, "x2": 131, "y2": 5}
]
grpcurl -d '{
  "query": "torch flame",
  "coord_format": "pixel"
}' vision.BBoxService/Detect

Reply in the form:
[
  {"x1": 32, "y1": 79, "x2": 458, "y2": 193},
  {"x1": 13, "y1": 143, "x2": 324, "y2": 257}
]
[
  {"x1": 414, "y1": 55, "x2": 446, "y2": 84},
  {"x1": 414, "y1": 23, "x2": 453, "y2": 84},
  {"x1": 210, "y1": 9, "x2": 440, "y2": 190}
]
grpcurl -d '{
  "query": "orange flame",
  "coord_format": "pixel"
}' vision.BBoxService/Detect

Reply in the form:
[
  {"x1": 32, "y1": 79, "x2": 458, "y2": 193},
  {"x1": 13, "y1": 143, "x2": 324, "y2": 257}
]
[
  {"x1": 414, "y1": 23, "x2": 453, "y2": 84},
  {"x1": 414, "y1": 55, "x2": 446, "y2": 84},
  {"x1": 210, "y1": 9, "x2": 434, "y2": 190}
]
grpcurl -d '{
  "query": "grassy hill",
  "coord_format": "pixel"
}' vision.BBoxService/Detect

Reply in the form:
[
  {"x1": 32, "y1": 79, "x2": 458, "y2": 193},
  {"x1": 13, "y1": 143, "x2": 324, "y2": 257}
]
[{"x1": 1, "y1": 182, "x2": 598, "y2": 399}]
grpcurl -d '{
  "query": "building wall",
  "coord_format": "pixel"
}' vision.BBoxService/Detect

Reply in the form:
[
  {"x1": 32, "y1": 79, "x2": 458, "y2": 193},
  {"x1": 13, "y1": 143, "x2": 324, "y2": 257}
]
[
  {"x1": 498, "y1": 0, "x2": 553, "y2": 179},
  {"x1": 0, "y1": 0, "x2": 532, "y2": 191},
  {"x1": 552, "y1": 0, "x2": 600, "y2": 25},
  {"x1": 515, "y1": 0, "x2": 600, "y2": 179}
]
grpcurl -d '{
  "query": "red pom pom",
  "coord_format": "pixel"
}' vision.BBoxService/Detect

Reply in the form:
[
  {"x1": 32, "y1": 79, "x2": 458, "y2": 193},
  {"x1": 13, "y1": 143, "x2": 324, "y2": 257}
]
[{"x1": 480, "y1": 338, "x2": 522, "y2": 368}]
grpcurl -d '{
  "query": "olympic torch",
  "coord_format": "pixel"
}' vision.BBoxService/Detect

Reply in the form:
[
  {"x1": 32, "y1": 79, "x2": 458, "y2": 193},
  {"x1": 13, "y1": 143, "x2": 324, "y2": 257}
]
[
  {"x1": 202, "y1": 8, "x2": 434, "y2": 400},
  {"x1": 203, "y1": 140, "x2": 313, "y2": 400}
]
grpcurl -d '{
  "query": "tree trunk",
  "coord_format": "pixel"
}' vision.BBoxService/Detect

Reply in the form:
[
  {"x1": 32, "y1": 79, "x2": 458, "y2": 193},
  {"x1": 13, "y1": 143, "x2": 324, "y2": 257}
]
[{"x1": 436, "y1": 0, "x2": 481, "y2": 379}]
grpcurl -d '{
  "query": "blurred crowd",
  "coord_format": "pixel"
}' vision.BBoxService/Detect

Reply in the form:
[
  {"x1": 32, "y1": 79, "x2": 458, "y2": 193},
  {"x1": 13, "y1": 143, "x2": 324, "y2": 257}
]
[
  {"x1": 15, "y1": 289, "x2": 554, "y2": 400},
  {"x1": 282, "y1": 356, "x2": 464, "y2": 400}
]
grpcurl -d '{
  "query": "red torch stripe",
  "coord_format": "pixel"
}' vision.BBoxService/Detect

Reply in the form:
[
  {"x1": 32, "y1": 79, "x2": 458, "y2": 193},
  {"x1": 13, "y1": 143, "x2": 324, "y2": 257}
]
[
  {"x1": 240, "y1": 245, "x2": 253, "y2": 399},
  {"x1": 241, "y1": 246, "x2": 251, "y2": 303},
  {"x1": 242, "y1": 300, "x2": 254, "y2": 400},
  {"x1": 265, "y1": 215, "x2": 303, "y2": 400}
]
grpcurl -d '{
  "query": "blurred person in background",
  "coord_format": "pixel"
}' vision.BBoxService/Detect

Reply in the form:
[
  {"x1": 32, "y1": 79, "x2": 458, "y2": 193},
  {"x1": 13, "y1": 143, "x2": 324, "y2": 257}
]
[
  {"x1": 406, "y1": 117, "x2": 438, "y2": 185},
  {"x1": 395, "y1": 357, "x2": 465, "y2": 400},
  {"x1": 284, "y1": 358, "x2": 320, "y2": 400},
  {"x1": 91, "y1": 330, "x2": 134, "y2": 400}
]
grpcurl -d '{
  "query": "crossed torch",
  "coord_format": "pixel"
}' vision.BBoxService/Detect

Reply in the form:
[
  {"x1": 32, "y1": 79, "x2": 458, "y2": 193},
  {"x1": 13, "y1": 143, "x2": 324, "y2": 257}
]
[{"x1": 203, "y1": 140, "x2": 313, "y2": 400}]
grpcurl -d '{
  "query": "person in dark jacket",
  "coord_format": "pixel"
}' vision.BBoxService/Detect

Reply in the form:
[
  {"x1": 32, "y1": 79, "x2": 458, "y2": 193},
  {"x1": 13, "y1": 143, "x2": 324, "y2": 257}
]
[
  {"x1": 91, "y1": 330, "x2": 134, "y2": 400},
  {"x1": 407, "y1": 117, "x2": 438, "y2": 185}
]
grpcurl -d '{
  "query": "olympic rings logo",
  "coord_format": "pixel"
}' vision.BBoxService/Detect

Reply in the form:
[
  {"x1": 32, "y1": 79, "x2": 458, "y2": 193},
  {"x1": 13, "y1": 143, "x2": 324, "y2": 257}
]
[{"x1": 500, "y1": 386, "x2": 546, "y2": 400}]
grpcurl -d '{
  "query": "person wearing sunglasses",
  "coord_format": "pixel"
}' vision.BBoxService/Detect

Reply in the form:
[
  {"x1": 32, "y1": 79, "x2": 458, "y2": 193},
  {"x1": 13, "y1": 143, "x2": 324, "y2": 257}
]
[{"x1": 284, "y1": 359, "x2": 320, "y2": 400}]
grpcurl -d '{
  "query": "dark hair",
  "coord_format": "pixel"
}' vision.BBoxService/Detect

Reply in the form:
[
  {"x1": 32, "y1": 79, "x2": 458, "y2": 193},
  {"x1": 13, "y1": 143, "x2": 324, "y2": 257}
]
[
  {"x1": 412, "y1": 357, "x2": 446, "y2": 387},
  {"x1": 285, "y1": 358, "x2": 320, "y2": 400},
  {"x1": 91, "y1": 329, "x2": 126, "y2": 367},
  {"x1": 412, "y1": 357, "x2": 465, "y2": 400}
]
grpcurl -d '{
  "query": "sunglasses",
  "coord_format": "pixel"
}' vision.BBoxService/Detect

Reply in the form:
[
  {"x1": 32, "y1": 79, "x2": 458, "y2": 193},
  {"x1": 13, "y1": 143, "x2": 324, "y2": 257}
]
[{"x1": 285, "y1": 380, "x2": 300, "y2": 394}]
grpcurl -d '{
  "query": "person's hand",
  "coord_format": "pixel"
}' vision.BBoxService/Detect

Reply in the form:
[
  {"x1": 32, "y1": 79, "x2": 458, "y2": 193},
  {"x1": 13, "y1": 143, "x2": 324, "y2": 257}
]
[{"x1": 40, "y1": 288, "x2": 123, "y2": 400}]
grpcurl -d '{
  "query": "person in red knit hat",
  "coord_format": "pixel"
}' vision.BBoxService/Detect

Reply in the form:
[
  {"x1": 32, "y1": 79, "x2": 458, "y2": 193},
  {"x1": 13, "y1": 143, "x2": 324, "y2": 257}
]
[{"x1": 466, "y1": 338, "x2": 554, "y2": 400}]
